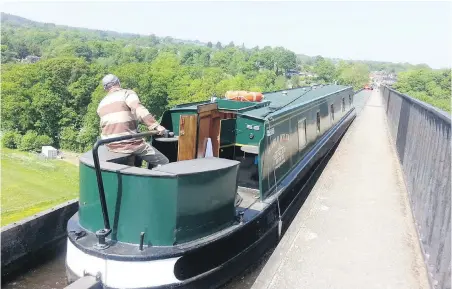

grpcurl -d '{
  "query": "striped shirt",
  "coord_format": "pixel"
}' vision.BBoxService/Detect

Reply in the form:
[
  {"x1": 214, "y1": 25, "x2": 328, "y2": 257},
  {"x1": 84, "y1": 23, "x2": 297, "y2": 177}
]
[{"x1": 97, "y1": 88, "x2": 159, "y2": 153}]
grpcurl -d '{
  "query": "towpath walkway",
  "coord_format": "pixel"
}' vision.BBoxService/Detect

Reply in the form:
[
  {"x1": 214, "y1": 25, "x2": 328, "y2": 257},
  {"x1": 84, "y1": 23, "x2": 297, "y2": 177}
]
[{"x1": 251, "y1": 90, "x2": 430, "y2": 289}]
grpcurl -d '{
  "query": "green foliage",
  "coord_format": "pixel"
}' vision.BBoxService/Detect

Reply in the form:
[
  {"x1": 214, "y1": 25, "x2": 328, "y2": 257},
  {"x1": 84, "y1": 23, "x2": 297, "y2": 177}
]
[
  {"x1": 336, "y1": 61, "x2": 370, "y2": 90},
  {"x1": 297, "y1": 53, "x2": 426, "y2": 75},
  {"x1": 393, "y1": 69, "x2": 451, "y2": 112},
  {"x1": 1, "y1": 57, "x2": 104, "y2": 149},
  {"x1": 18, "y1": 130, "x2": 39, "y2": 151},
  {"x1": 1, "y1": 131, "x2": 22, "y2": 149},
  {"x1": 59, "y1": 127, "x2": 80, "y2": 151},
  {"x1": 17, "y1": 130, "x2": 53, "y2": 152},
  {"x1": 35, "y1": 134, "x2": 53, "y2": 148},
  {"x1": 290, "y1": 75, "x2": 301, "y2": 88},
  {"x1": 313, "y1": 57, "x2": 336, "y2": 83}
]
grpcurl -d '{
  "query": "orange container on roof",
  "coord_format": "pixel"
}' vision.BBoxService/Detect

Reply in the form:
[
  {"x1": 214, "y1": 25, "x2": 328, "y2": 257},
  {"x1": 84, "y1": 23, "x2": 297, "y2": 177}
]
[{"x1": 225, "y1": 91, "x2": 264, "y2": 102}]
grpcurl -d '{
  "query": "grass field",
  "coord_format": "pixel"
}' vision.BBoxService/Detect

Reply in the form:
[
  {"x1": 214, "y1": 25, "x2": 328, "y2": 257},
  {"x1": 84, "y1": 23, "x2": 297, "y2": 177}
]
[{"x1": 1, "y1": 148, "x2": 79, "y2": 226}]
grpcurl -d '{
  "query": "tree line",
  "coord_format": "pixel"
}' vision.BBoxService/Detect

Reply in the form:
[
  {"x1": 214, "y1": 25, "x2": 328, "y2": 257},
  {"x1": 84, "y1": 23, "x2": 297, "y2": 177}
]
[{"x1": 392, "y1": 68, "x2": 450, "y2": 112}]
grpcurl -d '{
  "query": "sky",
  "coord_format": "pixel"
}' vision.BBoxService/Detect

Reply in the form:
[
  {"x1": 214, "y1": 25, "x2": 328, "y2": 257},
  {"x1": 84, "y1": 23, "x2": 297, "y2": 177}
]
[{"x1": 1, "y1": 1, "x2": 451, "y2": 68}]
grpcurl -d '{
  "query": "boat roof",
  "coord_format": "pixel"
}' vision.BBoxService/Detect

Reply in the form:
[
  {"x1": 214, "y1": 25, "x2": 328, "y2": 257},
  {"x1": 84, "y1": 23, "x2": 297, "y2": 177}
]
[
  {"x1": 170, "y1": 84, "x2": 352, "y2": 120},
  {"x1": 242, "y1": 84, "x2": 350, "y2": 119}
]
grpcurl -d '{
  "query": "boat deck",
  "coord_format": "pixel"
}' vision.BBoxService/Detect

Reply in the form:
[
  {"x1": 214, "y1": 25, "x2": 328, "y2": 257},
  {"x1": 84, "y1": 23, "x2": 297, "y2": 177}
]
[{"x1": 236, "y1": 186, "x2": 269, "y2": 222}]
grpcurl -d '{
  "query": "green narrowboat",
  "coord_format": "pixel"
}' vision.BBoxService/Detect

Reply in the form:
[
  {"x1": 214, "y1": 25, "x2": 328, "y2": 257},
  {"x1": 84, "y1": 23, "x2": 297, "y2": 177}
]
[{"x1": 66, "y1": 84, "x2": 356, "y2": 288}]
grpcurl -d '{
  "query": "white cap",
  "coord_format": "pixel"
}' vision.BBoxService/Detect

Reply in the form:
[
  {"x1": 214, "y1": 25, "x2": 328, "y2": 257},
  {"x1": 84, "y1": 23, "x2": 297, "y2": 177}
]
[{"x1": 102, "y1": 74, "x2": 120, "y2": 90}]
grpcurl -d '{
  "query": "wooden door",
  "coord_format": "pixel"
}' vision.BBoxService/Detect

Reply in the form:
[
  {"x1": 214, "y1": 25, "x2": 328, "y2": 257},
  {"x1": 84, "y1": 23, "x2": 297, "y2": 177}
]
[
  {"x1": 177, "y1": 115, "x2": 197, "y2": 161},
  {"x1": 196, "y1": 103, "x2": 221, "y2": 158}
]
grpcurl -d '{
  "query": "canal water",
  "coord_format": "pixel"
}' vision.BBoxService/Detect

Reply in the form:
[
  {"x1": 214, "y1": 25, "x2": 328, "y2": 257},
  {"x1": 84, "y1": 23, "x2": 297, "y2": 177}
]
[
  {"x1": 3, "y1": 247, "x2": 67, "y2": 289},
  {"x1": 3, "y1": 90, "x2": 371, "y2": 289}
]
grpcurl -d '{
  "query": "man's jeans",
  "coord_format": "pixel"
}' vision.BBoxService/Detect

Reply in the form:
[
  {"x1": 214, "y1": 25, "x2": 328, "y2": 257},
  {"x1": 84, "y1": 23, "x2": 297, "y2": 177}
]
[{"x1": 132, "y1": 143, "x2": 169, "y2": 169}]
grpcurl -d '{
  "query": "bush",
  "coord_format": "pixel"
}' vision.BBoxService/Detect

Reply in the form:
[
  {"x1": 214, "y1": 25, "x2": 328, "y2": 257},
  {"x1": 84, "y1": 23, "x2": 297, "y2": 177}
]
[
  {"x1": 35, "y1": 135, "x2": 53, "y2": 148},
  {"x1": 59, "y1": 127, "x2": 78, "y2": 151},
  {"x1": 18, "y1": 130, "x2": 38, "y2": 151},
  {"x1": 18, "y1": 131, "x2": 53, "y2": 152},
  {"x1": 1, "y1": 131, "x2": 22, "y2": 149}
]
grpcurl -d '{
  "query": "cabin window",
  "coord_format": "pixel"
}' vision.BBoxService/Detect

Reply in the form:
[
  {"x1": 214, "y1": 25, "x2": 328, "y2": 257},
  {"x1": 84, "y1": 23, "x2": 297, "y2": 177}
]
[
  {"x1": 330, "y1": 104, "x2": 334, "y2": 122},
  {"x1": 297, "y1": 118, "x2": 307, "y2": 150},
  {"x1": 316, "y1": 111, "x2": 321, "y2": 134},
  {"x1": 342, "y1": 98, "x2": 345, "y2": 112}
]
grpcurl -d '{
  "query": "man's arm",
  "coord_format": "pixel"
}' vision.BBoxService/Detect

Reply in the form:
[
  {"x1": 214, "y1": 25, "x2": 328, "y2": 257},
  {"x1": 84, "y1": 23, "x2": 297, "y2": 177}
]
[{"x1": 125, "y1": 91, "x2": 162, "y2": 131}]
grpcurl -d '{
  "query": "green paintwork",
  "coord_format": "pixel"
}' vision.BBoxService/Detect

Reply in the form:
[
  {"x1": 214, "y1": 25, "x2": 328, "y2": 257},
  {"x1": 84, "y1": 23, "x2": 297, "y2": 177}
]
[
  {"x1": 174, "y1": 167, "x2": 238, "y2": 243},
  {"x1": 216, "y1": 99, "x2": 259, "y2": 110},
  {"x1": 258, "y1": 87, "x2": 354, "y2": 198},
  {"x1": 78, "y1": 160, "x2": 239, "y2": 246},
  {"x1": 235, "y1": 117, "x2": 265, "y2": 146},
  {"x1": 242, "y1": 85, "x2": 349, "y2": 120},
  {"x1": 161, "y1": 110, "x2": 197, "y2": 137},
  {"x1": 220, "y1": 119, "x2": 236, "y2": 146},
  {"x1": 79, "y1": 164, "x2": 177, "y2": 245}
]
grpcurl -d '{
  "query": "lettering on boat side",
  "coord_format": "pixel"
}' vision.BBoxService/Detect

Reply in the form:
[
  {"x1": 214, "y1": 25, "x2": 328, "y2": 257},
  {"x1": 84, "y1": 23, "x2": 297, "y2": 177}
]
[
  {"x1": 273, "y1": 145, "x2": 286, "y2": 169},
  {"x1": 279, "y1": 133, "x2": 290, "y2": 142},
  {"x1": 269, "y1": 134, "x2": 290, "y2": 150},
  {"x1": 267, "y1": 128, "x2": 275, "y2": 136},
  {"x1": 268, "y1": 133, "x2": 290, "y2": 169}
]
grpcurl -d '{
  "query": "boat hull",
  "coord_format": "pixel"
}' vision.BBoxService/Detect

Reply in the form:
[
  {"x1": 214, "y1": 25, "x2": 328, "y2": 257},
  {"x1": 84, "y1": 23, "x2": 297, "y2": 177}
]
[{"x1": 66, "y1": 108, "x2": 355, "y2": 289}]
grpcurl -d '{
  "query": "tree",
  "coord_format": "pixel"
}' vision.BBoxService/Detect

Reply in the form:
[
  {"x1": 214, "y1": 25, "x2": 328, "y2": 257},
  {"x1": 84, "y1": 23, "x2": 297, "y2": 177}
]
[
  {"x1": 210, "y1": 50, "x2": 232, "y2": 71},
  {"x1": 207, "y1": 41, "x2": 213, "y2": 48},
  {"x1": 393, "y1": 68, "x2": 450, "y2": 112},
  {"x1": 35, "y1": 135, "x2": 53, "y2": 148},
  {"x1": 1, "y1": 131, "x2": 22, "y2": 149},
  {"x1": 257, "y1": 47, "x2": 276, "y2": 71},
  {"x1": 1, "y1": 57, "x2": 101, "y2": 148},
  {"x1": 290, "y1": 75, "x2": 301, "y2": 88},
  {"x1": 59, "y1": 126, "x2": 80, "y2": 151},
  {"x1": 336, "y1": 62, "x2": 369, "y2": 90},
  {"x1": 18, "y1": 130, "x2": 38, "y2": 151},
  {"x1": 215, "y1": 41, "x2": 222, "y2": 49},
  {"x1": 313, "y1": 58, "x2": 336, "y2": 83},
  {"x1": 274, "y1": 47, "x2": 297, "y2": 74},
  {"x1": 274, "y1": 75, "x2": 287, "y2": 90},
  {"x1": 1, "y1": 45, "x2": 18, "y2": 63}
]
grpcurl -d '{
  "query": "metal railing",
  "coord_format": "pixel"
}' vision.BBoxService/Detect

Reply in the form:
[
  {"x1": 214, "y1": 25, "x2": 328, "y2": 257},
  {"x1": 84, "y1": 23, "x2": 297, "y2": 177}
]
[
  {"x1": 381, "y1": 85, "x2": 451, "y2": 289},
  {"x1": 92, "y1": 130, "x2": 173, "y2": 248}
]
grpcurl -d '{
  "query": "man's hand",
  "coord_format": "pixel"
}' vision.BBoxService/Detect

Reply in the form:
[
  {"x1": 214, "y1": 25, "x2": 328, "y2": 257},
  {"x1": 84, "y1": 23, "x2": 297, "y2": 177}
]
[{"x1": 156, "y1": 125, "x2": 166, "y2": 135}]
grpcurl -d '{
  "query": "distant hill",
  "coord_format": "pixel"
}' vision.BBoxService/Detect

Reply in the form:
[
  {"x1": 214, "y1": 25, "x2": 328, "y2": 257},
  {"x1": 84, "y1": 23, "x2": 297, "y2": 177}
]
[
  {"x1": 1, "y1": 12, "x2": 206, "y2": 46},
  {"x1": 296, "y1": 52, "x2": 429, "y2": 74},
  {"x1": 1, "y1": 12, "x2": 426, "y2": 73}
]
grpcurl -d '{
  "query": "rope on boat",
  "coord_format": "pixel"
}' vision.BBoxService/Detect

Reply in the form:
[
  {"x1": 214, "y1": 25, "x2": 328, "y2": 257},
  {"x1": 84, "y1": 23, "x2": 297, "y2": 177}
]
[{"x1": 274, "y1": 168, "x2": 283, "y2": 239}]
